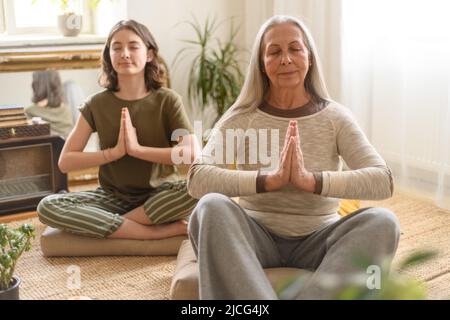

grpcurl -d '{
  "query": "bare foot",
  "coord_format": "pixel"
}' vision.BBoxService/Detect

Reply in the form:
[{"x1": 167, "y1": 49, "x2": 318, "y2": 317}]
[
  {"x1": 173, "y1": 219, "x2": 188, "y2": 236},
  {"x1": 153, "y1": 220, "x2": 187, "y2": 238}
]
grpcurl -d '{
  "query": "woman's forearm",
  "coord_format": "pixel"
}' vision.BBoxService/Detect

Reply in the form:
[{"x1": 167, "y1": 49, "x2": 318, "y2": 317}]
[
  {"x1": 187, "y1": 162, "x2": 258, "y2": 199},
  {"x1": 321, "y1": 166, "x2": 393, "y2": 200},
  {"x1": 58, "y1": 149, "x2": 118, "y2": 173},
  {"x1": 130, "y1": 145, "x2": 195, "y2": 165},
  {"x1": 59, "y1": 144, "x2": 196, "y2": 173}
]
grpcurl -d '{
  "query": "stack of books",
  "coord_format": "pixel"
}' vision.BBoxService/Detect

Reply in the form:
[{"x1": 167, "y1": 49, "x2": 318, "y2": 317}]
[
  {"x1": 0, "y1": 105, "x2": 50, "y2": 139},
  {"x1": 0, "y1": 105, "x2": 29, "y2": 128}
]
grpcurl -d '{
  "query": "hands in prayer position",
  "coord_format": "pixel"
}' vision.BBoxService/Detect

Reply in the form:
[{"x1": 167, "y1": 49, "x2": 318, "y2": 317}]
[
  {"x1": 108, "y1": 107, "x2": 140, "y2": 161},
  {"x1": 264, "y1": 120, "x2": 316, "y2": 193}
]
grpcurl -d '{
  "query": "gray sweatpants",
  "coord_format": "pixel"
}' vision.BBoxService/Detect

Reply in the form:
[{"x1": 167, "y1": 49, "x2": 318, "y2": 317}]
[{"x1": 188, "y1": 193, "x2": 400, "y2": 300}]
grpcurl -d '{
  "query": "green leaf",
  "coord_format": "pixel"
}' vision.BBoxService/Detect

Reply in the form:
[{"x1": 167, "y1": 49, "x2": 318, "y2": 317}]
[
  {"x1": 399, "y1": 250, "x2": 438, "y2": 271},
  {"x1": 334, "y1": 286, "x2": 366, "y2": 300},
  {"x1": 172, "y1": 14, "x2": 244, "y2": 122},
  {"x1": 1, "y1": 223, "x2": 35, "y2": 290}
]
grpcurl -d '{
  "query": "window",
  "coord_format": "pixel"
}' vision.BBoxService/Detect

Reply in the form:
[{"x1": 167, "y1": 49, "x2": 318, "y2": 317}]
[
  {"x1": 4, "y1": 0, "x2": 92, "y2": 34},
  {"x1": 0, "y1": 0, "x2": 113, "y2": 35},
  {"x1": 341, "y1": 0, "x2": 450, "y2": 208}
]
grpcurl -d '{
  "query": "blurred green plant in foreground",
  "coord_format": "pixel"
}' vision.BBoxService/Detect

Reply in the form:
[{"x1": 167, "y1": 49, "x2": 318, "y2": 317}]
[{"x1": 277, "y1": 250, "x2": 438, "y2": 300}]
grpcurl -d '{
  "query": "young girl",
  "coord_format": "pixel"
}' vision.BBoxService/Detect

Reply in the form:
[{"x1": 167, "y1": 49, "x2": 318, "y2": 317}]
[
  {"x1": 37, "y1": 20, "x2": 198, "y2": 240},
  {"x1": 26, "y1": 70, "x2": 73, "y2": 138}
]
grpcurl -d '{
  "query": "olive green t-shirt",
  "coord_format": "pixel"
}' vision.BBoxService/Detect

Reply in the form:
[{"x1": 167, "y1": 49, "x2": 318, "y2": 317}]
[{"x1": 79, "y1": 87, "x2": 193, "y2": 204}]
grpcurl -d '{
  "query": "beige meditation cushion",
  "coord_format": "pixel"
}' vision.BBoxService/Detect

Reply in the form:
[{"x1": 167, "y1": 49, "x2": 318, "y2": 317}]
[
  {"x1": 170, "y1": 240, "x2": 310, "y2": 299},
  {"x1": 40, "y1": 226, "x2": 187, "y2": 257}
]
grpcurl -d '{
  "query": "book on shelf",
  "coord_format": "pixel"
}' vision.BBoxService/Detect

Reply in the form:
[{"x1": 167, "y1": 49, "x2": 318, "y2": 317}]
[
  {"x1": 0, "y1": 118, "x2": 30, "y2": 128},
  {"x1": 0, "y1": 114, "x2": 28, "y2": 121},
  {"x1": 0, "y1": 105, "x2": 25, "y2": 116}
]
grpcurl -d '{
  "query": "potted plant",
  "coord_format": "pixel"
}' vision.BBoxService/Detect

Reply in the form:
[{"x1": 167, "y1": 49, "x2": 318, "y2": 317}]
[
  {"x1": 173, "y1": 16, "x2": 244, "y2": 127},
  {"x1": 0, "y1": 223, "x2": 35, "y2": 300}
]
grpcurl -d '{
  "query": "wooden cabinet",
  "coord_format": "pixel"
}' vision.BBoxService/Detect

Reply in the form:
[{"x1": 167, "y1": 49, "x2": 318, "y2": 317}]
[{"x1": 0, "y1": 135, "x2": 67, "y2": 215}]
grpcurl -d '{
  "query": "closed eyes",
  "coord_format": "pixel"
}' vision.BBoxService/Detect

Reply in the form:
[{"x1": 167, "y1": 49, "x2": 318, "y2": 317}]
[{"x1": 267, "y1": 47, "x2": 303, "y2": 55}]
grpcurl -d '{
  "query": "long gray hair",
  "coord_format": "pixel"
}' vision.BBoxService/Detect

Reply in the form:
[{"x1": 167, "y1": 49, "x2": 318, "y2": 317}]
[
  {"x1": 31, "y1": 70, "x2": 64, "y2": 108},
  {"x1": 216, "y1": 15, "x2": 330, "y2": 128}
]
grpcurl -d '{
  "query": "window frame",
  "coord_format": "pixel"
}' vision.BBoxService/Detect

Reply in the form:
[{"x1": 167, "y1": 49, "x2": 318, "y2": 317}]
[
  {"x1": 0, "y1": 45, "x2": 104, "y2": 72},
  {"x1": 3, "y1": 0, "x2": 93, "y2": 35},
  {"x1": 0, "y1": 0, "x2": 5, "y2": 34}
]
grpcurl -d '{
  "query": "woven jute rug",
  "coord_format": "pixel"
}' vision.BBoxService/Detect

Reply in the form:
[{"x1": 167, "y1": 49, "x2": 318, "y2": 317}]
[
  {"x1": 363, "y1": 191, "x2": 450, "y2": 299},
  {"x1": 7, "y1": 190, "x2": 450, "y2": 300},
  {"x1": 9, "y1": 218, "x2": 177, "y2": 300}
]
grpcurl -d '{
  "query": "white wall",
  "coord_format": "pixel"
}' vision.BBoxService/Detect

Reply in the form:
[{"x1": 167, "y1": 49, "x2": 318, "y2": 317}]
[
  {"x1": 0, "y1": 0, "x2": 342, "y2": 125},
  {"x1": 127, "y1": 0, "x2": 245, "y2": 128}
]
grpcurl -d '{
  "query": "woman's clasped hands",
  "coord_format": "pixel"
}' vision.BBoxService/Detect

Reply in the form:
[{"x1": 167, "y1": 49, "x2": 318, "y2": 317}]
[{"x1": 264, "y1": 120, "x2": 316, "y2": 193}]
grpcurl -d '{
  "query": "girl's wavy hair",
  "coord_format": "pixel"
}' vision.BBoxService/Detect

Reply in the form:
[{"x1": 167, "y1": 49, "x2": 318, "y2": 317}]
[
  {"x1": 31, "y1": 70, "x2": 63, "y2": 108},
  {"x1": 99, "y1": 19, "x2": 165, "y2": 91}
]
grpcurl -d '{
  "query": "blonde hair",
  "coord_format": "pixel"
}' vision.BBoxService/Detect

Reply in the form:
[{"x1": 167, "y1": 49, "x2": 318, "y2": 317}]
[{"x1": 216, "y1": 15, "x2": 330, "y2": 129}]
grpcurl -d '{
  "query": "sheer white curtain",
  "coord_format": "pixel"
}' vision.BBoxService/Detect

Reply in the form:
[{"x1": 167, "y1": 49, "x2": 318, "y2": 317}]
[
  {"x1": 246, "y1": 0, "x2": 450, "y2": 209},
  {"x1": 341, "y1": 0, "x2": 450, "y2": 209},
  {"x1": 244, "y1": 0, "x2": 450, "y2": 209}
]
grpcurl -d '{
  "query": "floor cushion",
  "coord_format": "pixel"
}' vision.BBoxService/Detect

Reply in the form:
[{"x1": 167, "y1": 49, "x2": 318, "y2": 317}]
[
  {"x1": 170, "y1": 240, "x2": 311, "y2": 299},
  {"x1": 338, "y1": 199, "x2": 361, "y2": 216},
  {"x1": 40, "y1": 226, "x2": 187, "y2": 257}
]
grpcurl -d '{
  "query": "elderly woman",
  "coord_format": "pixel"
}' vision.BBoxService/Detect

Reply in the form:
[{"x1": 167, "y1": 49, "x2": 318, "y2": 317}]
[{"x1": 187, "y1": 15, "x2": 400, "y2": 299}]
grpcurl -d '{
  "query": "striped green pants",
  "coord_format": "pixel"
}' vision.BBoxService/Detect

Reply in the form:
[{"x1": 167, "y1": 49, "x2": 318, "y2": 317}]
[{"x1": 37, "y1": 180, "x2": 198, "y2": 238}]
